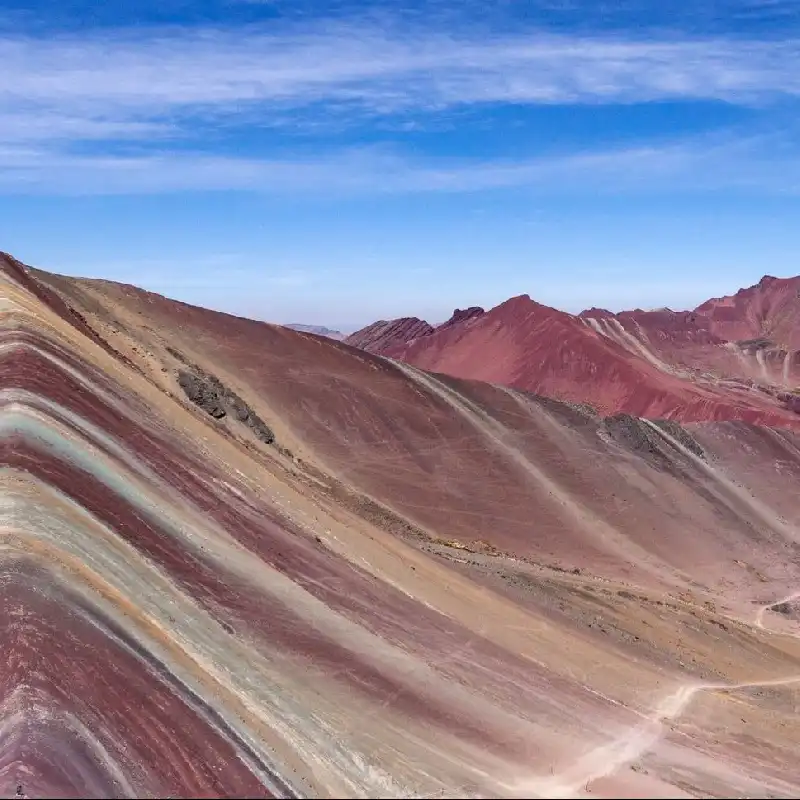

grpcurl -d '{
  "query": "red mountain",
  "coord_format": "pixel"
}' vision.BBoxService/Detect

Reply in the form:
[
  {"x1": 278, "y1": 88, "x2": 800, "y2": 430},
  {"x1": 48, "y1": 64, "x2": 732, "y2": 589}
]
[
  {"x1": 345, "y1": 316, "x2": 434, "y2": 351},
  {"x1": 345, "y1": 277, "x2": 800, "y2": 427},
  {"x1": 697, "y1": 275, "x2": 800, "y2": 349}
]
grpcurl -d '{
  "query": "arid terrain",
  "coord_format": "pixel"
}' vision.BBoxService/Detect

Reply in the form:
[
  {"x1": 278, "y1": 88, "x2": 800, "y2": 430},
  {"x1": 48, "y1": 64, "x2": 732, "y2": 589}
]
[
  {"x1": 2, "y1": 249, "x2": 800, "y2": 799},
  {"x1": 347, "y1": 276, "x2": 800, "y2": 429}
]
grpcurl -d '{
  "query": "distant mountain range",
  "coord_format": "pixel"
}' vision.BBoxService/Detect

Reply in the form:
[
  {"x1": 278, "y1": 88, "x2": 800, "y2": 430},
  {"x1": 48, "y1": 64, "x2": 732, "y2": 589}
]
[
  {"x1": 283, "y1": 323, "x2": 346, "y2": 340},
  {"x1": 345, "y1": 275, "x2": 800, "y2": 428}
]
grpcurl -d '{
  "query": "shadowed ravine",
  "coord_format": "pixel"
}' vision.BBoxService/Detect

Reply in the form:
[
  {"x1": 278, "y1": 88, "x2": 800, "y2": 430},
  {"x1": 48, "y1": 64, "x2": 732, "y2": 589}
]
[{"x1": 2, "y1": 252, "x2": 800, "y2": 798}]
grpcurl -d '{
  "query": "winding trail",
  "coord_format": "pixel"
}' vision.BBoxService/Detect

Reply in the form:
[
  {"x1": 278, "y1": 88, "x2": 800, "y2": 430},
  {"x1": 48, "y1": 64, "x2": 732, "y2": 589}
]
[
  {"x1": 523, "y1": 673, "x2": 800, "y2": 798},
  {"x1": 491, "y1": 416, "x2": 800, "y2": 799},
  {"x1": 507, "y1": 581, "x2": 800, "y2": 799}
]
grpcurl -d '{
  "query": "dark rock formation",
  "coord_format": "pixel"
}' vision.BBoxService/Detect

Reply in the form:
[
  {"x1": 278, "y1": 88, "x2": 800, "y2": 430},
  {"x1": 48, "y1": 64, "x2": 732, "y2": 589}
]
[
  {"x1": 604, "y1": 414, "x2": 663, "y2": 457},
  {"x1": 438, "y1": 307, "x2": 485, "y2": 330},
  {"x1": 604, "y1": 414, "x2": 705, "y2": 462},
  {"x1": 178, "y1": 371, "x2": 227, "y2": 419},
  {"x1": 769, "y1": 600, "x2": 799, "y2": 619},
  {"x1": 651, "y1": 419, "x2": 705, "y2": 459},
  {"x1": 174, "y1": 360, "x2": 275, "y2": 445}
]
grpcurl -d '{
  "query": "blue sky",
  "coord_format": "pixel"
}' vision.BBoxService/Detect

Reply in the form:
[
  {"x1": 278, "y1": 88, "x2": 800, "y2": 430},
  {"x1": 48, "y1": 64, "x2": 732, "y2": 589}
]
[{"x1": 1, "y1": 1, "x2": 799, "y2": 330}]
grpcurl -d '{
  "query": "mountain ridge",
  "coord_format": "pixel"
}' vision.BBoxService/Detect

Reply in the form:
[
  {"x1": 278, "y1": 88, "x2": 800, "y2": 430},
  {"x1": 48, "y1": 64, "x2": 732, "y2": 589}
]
[
  {"x1": 345, "y1": 275, "x2": 800, "y2": 428},
  {"x1": 3, "y1": 249, "x2": 800, "y2": 797}
]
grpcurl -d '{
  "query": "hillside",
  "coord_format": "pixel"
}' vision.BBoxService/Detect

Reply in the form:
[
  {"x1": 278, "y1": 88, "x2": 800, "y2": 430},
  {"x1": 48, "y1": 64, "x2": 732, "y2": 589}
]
[{"x1": 3, "y1": 250, "x2": 800, "y2": 799}]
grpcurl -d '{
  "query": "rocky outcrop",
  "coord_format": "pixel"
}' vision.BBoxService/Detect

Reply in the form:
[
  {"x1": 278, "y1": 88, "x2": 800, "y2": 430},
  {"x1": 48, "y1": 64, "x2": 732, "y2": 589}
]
[
  {"x1": 437, "y1": 306, "x2": 485, "y2": 330},
  {"x1": 177, "y1": 370, "x2": 228, "y2": 419},
  {"x1": 173, "y1": 356, "x2": 275, "y2": 444},
  {"x1": 602, "y1": 414, "x2": 705, "y2": 462}
]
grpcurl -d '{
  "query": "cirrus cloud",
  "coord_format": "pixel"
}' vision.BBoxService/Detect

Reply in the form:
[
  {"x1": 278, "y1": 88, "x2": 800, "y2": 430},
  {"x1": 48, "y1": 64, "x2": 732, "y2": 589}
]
[
  {"x1": 0, "y1": 24, "x2": 799, "y2": 132},
  {"x1": 0, "y1": 18, "x2": 799, "y2": 196}
]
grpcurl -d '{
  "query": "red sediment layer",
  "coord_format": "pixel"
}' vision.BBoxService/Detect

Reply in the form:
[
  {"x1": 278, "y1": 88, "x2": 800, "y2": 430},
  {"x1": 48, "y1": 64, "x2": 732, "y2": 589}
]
[
  {"x1": 2, "y1": 339, "x2": 557, "y2": 762},
  {"x1": 0, "y1": 562, "x2": 272, "y2": 799},
  {"x1": 345, "y1": 317, "x2": 434, "y2": 352},
  {"x1": 359, "y1": 293, "x2": 800, "y2": 428}
]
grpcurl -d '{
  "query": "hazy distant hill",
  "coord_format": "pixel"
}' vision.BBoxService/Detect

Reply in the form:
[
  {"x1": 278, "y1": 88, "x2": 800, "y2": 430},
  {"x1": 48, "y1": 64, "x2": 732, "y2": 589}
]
[{"x1": 283, "y1": 323, "x2": 346, "y2": 340}]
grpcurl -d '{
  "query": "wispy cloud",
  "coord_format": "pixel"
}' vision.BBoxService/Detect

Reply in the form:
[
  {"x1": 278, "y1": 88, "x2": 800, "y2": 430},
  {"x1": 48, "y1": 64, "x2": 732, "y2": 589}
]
[
  {"x1": 0, "y1": 18, "x2": 799, "y2": 195},
  {"x1": 0, "y1": 112, "x2": 173, "y2": 143},
  {"x1": 0, "y1": 132, "x2": 798, "y2": 196},
  {"x1": 1, "y1": 24, "x2": 799, "y2": 131}
]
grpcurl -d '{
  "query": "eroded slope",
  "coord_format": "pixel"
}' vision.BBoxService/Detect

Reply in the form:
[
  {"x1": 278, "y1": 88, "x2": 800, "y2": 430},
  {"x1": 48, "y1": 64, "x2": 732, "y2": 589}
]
[{"x1": 2, "y1": 253, "x2": 800, "y2": 799}]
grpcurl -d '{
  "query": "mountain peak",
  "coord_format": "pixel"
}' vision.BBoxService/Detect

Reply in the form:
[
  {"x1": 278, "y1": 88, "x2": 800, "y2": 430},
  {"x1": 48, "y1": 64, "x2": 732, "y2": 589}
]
[
  {"x1": 345, "y1": 316, "x2": 434, "y2": 353},
  {"x1": 438, "y1": 306, "x2": 485, "y2": 329}
]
